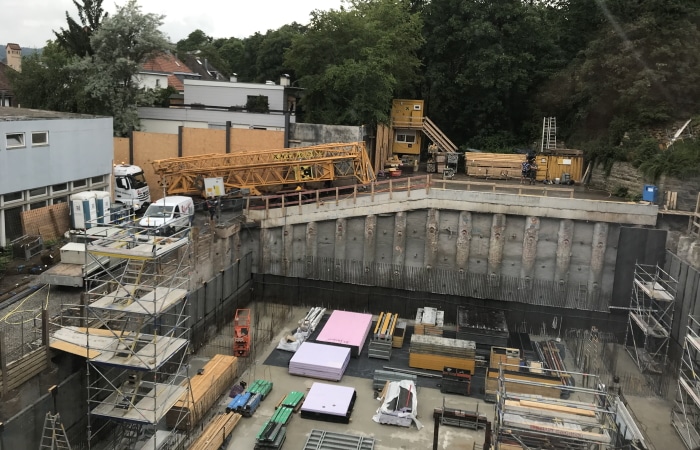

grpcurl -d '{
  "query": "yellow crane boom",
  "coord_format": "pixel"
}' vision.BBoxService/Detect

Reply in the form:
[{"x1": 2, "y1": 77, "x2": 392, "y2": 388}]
[{"x1": 152, "y1": 142, "x2": 376, "y2": 196}]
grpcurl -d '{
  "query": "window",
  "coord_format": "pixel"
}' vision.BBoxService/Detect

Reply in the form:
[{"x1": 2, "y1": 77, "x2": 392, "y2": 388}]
[
  {"x1": 91, "y1": 175, "x2": 105, "y2": 185},
  {"x1": 6, "y1": 132, "x2": 25, "y2": 149},
  {"x1": 73, "y1": 179, "x2": 87, "y2": 188},
  {"x1": 155, "y1": 79, "x2": 161, "y2": 88},
  {"x1": 52, "y1": 183, "x2": 68, "y2": 193},
  {"x1": 52, "y1": 196, "x2": 68, "y2": 204},
  {"x1": 31, "y1": 131, "x2": 48, "y2": 146},
  {"x1": 29, "y1": 186, "x2": 47, "y2": 197},
  {"x1": 246, "y1": 95, "x2": 270, "y2": 113},
  {"x1": 396, "y1": 131, "x2": 416, "y2": 143},
  {"x1": 3, "y1": 191, "x2": 22, "y2": 203},
  {"x1": 30, "y1": 201, "x2": 47, "y2": 210}
]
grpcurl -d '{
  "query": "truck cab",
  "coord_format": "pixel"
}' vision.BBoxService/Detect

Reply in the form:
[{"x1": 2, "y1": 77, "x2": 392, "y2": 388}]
[{"x1": 114, "y1": 164, "x2": 151, "y2": 212}]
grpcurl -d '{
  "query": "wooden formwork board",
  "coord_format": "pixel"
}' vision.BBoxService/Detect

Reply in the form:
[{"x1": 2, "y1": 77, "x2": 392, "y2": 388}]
[
  {"x1": 484, "y1": 368, "x2": 562, "y2": 400},
  {"x1": 408, "y1": 353, "x2": 475, "y2": 373},
  {"x1": 168, "y1": 354, "x2": 238, "y2": 430},
  {"x1": 188, "y1": 412, "x2": 241, "y2": 450}
]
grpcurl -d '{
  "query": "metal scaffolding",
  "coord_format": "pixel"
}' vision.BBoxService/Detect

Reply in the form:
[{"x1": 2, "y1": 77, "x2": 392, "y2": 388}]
[
  {"x1": 50, "y1": 220, "x2": 193, "y2": 450},
  {"x1": 624, "y1": 263, "x2": 677, "y2": 374},
  {"x1": 672, "y1": 315, "x2": 700, "y2": 449},
  {"x1": 494, "y1": 365, "x2": 648, "y2": 449}
]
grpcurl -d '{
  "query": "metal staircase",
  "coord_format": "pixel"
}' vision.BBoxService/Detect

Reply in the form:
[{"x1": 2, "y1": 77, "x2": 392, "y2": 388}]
[
  {"x1": 39, "y1": 413, "x2": 72, "y2": 450},
  {"x1": 422, "y1": 117, "x2": 458, "y2": 153},
  {"x1": 541, "y1": 117, "x2": 557, "y2": 152}
]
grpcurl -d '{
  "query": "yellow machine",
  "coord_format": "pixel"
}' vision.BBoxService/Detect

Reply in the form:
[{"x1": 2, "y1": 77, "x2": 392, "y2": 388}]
[{"x1": 152, "y1": 142, "x2": 376, "y2": 196}]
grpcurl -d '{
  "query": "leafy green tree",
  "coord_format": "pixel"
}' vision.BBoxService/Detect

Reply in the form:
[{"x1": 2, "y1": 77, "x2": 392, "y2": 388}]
[
  {"x1": 71, "y1": 0, "x2": 172, "y2": 135},
  {"x1": 7, "y1": 41, "x2": 88, "y2": 112},
  {"x1": 54, "y1": 0, "x2": 108, "y2": 56},
  {"x1": 176, "y1": 29, "x2": 212, "y2": 53},
  {"x1": 423, "y1": 0, "x2": 560, "y2": 149},
  {"x1": 254, "y1": 23, "x2": 305, "y2": 83},
  {"x1": 285, "y1": 0, "x2": 423, "y2": 126}
]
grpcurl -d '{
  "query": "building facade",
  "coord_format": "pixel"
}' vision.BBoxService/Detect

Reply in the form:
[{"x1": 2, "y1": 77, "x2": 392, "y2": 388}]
[
  {"x1": 0, "y1": 108, "x2": 113, "y2": 247},
  {"x1": 138, "y1": 78, "x2": 296, "y2": 134}
]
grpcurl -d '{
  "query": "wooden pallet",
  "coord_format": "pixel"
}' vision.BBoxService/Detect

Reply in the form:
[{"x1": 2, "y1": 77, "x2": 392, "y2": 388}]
[
  {"x1": 188, "y1": 412, "x2": 241, "y2": 450},
  {"x1": 168, "y1": 354, "x2": 238, "y2": 430}
]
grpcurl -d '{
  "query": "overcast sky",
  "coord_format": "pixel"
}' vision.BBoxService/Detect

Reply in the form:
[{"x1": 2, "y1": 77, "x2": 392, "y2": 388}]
[{"x1": 2, "y1": 0, "x2": 346, "y2": 49}]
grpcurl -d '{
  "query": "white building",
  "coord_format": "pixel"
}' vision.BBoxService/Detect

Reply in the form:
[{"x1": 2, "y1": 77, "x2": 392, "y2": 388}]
[
  {"x1": 138, "y1": 77, "x2": 297, "y2": 134},
  {"x1": 0, "y1": 107, "x2": 113, "y2": 247}
]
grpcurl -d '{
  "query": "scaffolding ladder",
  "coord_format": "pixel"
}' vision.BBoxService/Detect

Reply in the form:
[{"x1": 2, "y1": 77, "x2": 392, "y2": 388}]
[
  {"x1": 39, "y1": 413, "x2": 72, "y2": 450},
  {"x1": 541, "y1": 117, "x2": 557, "y2": 152}
]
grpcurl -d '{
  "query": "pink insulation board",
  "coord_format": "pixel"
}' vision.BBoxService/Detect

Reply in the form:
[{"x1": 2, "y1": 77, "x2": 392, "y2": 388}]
[
  {"x1": 289, "y1": 342, "x2": 351, "y2": 381},
  {"x1": 316, "y1": 310, "x2": 373, "y2": 357}
]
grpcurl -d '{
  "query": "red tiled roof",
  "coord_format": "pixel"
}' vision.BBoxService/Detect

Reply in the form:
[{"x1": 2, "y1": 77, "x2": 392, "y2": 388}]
[
  {"x1": 7, "y1": 43, "x2": 21, "y2": 50},
  {"x1": 168, "y1": 74, "x2": 184, "y2": 92},
  {"x1": 142, "y1": 53, "x2": 193, "y2": 75}
]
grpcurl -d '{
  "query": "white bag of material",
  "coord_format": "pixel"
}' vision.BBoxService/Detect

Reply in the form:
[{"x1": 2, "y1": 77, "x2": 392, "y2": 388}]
[{"x1": 373, "y1": 380, "x2": 423, "y2": 429}]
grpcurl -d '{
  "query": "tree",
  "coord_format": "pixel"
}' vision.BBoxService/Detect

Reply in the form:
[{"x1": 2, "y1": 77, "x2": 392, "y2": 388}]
[
  {"x1": 71, "y1": 0, "x2": 172, "y2": 135},
  {"x1": 54, "y1": 0, "x2": 108, "y2": 56},
  {"x1": 422, "y1": 0, "x2": 561, "y2": 149},
  {"x1": 7, "y1": 41, "x2": 89, "y2": 112},
  {"x1": 285, "y1": 0, "x2": 423, "y2": 126}
]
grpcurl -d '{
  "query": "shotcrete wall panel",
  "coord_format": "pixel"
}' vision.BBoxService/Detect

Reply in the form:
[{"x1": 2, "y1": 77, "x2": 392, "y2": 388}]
[
  {"x1": 468, "y1": 213, "x2": 492, "y2": 275},
  {"x1": 436, "y1": 210, "x2": 460, "y2": 269},
  {"x1": 292, "y1": 224, "x2": 306, "y2": 264},
  {"x1": 501, "y1": 215, "x2": 524, "y2": 278},
  {"x1": 405, "y1": 210, "x2": 428, "y2": 266},
  {"x1": 346, "y1": 217, "x2": 366, "y2": 262},
  {"x1": 533, "y1": 218, "x2": 558, "y2": 281},
  {"x1": 568, "y1": 221, "x2": 595, "y2": 286},
  {"x1": 375, "y1": 215, "x2": 395, "y2": 264},
  {"x1": 425, "y1": 209, "x2": 440, "y2": 268},
  {"x1": 455, "y1": 212, "x2": 472, "y2": 272},
  {"x1": 316, "y1": 221, "x2": 336, "y2": 259}
]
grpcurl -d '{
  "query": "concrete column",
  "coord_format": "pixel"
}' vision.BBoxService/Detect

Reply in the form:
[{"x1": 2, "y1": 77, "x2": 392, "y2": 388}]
[
  {"x1": 588, "y1": 222, "x2": 608, "y2": 303},
  {"x1": 520, "y1": 216, "x2": 540, "y2": 279},
  {"x1": 282, "y1": 224, "x2": 293, "y2": 276},
  {"x1": 393, "y1": 212, "x2": 407, "y2": 267},
  {"x1": 455, "y1": 211, "x2": 472, "y2": 271},
  {"x1": 487, "y1": 214, "x2": 506, "y2": 275},
  {"x1": 363, "y1": 215, "x2": 377, "y2": 267},
  {"x1": 424, "y1": 209, "x2": 439, "y2": 269},
  {"x1": 260, "y1": 228, "x2": 272, "y2": 273},
  {"x1": 305, "y1": 222, "x2": 317, "y2": 278},
  {"x1": 335, "y1": 218, "x2": 347, "y2": 261},
  {"x1": 554, "y1": 220, "x2": 574, "y2": 283}
]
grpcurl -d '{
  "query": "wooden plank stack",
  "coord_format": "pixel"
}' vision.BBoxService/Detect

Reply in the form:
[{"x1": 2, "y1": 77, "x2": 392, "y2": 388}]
[
  {"x1": 392, "y1": 321, "x2": 407, "y2": 348},
  {"x1": 490, "y1": 347, "x2": 521, "y2": 369},
  {"x1": 484, "y1": 367, "x2": 562, "y2": 402},
  {"x1": 465, "y1": 153, "x2": 524, "y2": 179},
  {"x1": 168, "y1": 354, "x2": 238, "y2": 430},
  {"x1": 408, "y1": 335, "x2": 475, "y2": 373},
  {"x1": 188, "y1": 412, "x2": 241, "y2": 450}
]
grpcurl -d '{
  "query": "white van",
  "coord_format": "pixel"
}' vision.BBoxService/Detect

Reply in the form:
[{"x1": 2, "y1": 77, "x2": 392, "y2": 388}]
[{"x1": 139, "y1": 196, "x2": 194, "y2": 234}]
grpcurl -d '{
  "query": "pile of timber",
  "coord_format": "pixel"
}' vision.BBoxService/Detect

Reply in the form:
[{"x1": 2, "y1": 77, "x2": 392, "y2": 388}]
[
  {"x1": 374, "y1": 312, "x2": 398, "y2": 341},
  {"x1": 490, "y1": 347, "x2": 521, "y2": 369},
  {"x1": 465, "y1": 153, "x2": 525, "y2": 179},
  {"x1": 408, "y1": 335, "x2": 475, "y2": 373},
  {"x1": 188, "y1": 412, "x2": 241, "y2": 450},
  {"x1": 168, "y1": 354, "x2": 238, "y2": 430},
  {"x1": 414, "y1": 307, "x2": 444, "y2": 336},
  {"x1": 484, "y1": 367, "x2": 562, "y2": 403}
]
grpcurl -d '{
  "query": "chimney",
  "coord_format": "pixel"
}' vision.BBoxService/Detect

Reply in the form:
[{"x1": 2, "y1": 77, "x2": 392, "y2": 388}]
[
  {"x1": 280, "y1": 74, "x2": 290, "y2": 87},
  {"x1": 230, "y1": 73, "x2": 238, "y2": 83}
]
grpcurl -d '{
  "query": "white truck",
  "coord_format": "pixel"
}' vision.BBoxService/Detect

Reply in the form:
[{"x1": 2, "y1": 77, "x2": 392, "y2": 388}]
[{"x1": 114, "y1": 164, "x2": 151, "y2": 212}]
